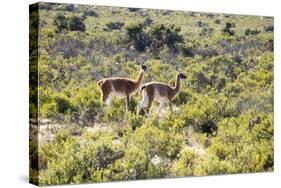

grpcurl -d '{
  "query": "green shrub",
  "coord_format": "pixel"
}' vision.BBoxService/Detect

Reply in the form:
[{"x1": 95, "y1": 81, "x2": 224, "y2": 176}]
[
  {"x1": 128, "y1": 8, "x2": 140, "y2": 12},
  {"x1": 65, "y1": 4, "x2": 75, "y2": 12},
  {"x1": 148, "y1": 23, "x2": 183, "y2": 53},
  {"x1": 83, "y1": 10, "x2": 98, "y2": 17},
  {"x1": 222, "y1": 22, "x2": 235, "y2": 36},
  {"x1": 54, "y1": 93, "x2": 75, "y2": 114},
  {"x1": 215, "y1": 75, "x2": 227, "y2": 91},
  {"x1": 171, "y1": 148, "x2": 200, "y2": 177},
  {"x1": 264, "y1": 25, "x2": 273, "y2": 32},
  {"x1": 53, "y1": 14, "x2": 68, "y2": 33},
  {"x1": 125, "y1": 22, "x2": 183, "y2": 53},
  {"x1": 126, "y1": 113, "x2": 145, "y2": 130},
  {"x1": 40, "y1": 102, "x2": 56, "y2": 118},
  {"x1": 245, "y1": 28, "x2": 261, "y2": 36},
  {"x1": 128, "y1": 124, "x2": 184, "y2": 159},
  {"x1": 179, "y1": 43, "x2": 195, "y2": 57},
  {"x1": 144, "y1": 17, "x2": 153, "y2": 26},
  {"x1": 180, "y1": 94, "x2": 219, "y2": 135},
  {"x1": 69, "y1": 16, "x2": 86, "y2": 32},
  {"x1": 39, "y1": 130, "x2": 125, "y2": 185},
  {"x1": 125, "y1": 22, "x2": 149, "y2": 51},
  {"x1": 104, "y1": 147, "x2": 169, "y2": 180},
  {"x1": 158, "y1": 113, "x2": 185, "y2": 132},
  {"x1": 100, "y1": 100, "x2": 126, "y2": 122},
  {"x1": 199, "y1": 111, "x2": 274, "y2": 174},
  {"x1": 194, "y1": 154, "x2": 234, "y2": 176},
  {"x1": 106, "y1": 21, "x2": 124, "y2": 31}
]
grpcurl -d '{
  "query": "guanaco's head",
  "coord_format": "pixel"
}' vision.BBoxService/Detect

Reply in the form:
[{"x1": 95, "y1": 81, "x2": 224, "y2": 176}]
[
  {"x1": 140, "y1": 64, "x2": 148, "y2": 72},
  {"x1": 178, "y1": 72, "x2": 187, "y2": 79}
]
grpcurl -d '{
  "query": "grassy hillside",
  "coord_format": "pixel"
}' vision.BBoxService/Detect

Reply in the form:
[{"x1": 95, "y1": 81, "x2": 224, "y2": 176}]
[{"x1": 29, "y1": 2, "x2": 273, "y2": 186}]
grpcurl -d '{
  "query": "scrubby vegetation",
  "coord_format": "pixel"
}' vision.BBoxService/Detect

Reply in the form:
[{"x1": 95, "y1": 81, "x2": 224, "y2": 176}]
[{"x1": 30, "y1": 3, "x2": 274, "y2": 186}]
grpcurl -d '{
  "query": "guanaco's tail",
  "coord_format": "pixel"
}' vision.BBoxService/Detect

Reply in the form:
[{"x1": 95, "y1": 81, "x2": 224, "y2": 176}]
[
  {"x1": 97, "y1": 79, "x2": 104, "y2": 87},
  {"x1": 140, "y1": 85, "x2": 147, "y2": 93}
]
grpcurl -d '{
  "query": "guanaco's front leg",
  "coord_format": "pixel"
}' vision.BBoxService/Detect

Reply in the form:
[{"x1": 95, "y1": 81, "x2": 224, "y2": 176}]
[
  {"x1": 126, "y1": 94, "x2": 130, "y2": 111},
  {"x1": 168, "y1": 102, "x2": 173, "y2": 113}
]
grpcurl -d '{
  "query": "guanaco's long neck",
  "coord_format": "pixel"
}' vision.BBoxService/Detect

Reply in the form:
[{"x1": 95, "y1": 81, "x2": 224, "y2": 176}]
[
  {"x1": 172, "y1": 74, "x2": 181, "y2": 97},
  {"x1": 134, "y1": 70, "x2": 144, "y2": 89}
]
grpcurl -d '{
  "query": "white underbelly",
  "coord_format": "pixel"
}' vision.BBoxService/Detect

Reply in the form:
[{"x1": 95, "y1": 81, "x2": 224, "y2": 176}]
[
  {"x1": 154, "y1": 90, "x2": 169, "y2": 102},
  {"x1": 111, "y1": 85, "x2": 126, "y2": 98},
  {"x1": 111, "y1": 91, "x2": 126, "y2": 98}
]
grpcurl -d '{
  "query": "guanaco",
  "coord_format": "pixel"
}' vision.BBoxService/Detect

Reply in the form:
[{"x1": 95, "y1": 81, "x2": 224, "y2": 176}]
[
  {"x1": 137, "y1": 72, "x2": 187, "y2": 114},
  {"x1": 97, "y1": 65, "x2": 148, "y2": 111}
]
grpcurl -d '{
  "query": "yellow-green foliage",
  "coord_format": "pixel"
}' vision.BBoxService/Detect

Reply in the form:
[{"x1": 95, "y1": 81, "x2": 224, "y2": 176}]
[
  {"x1": 171, "y1": 148, "x2": 200, "y2": 177},
  {"x1": 30, "y1": 2, "x2": 274, "y2": 186},
  {"x1": 209, "y1": 112, "x2": 273, "y2": 172}
]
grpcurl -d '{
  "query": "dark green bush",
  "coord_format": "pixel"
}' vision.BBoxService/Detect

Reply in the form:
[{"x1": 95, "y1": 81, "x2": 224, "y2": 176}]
[
  {"x1": 149, "y1": 23, "x2": 183, "y2": 52},
  {"x1": 54, "y1": 93, "x2": 75, "y2": 114},
  {"x1": 125, "y1": 22, "x2": 149, "y2": 51},
  {"x1": 65, "y1": 4, "x2": 75, "y2": 12},
  {"x1": 144, "y1": 17, "x2": 153, "y2": 26},
  {"x1": 83, "y1": 10, "x2": 98, "y2": 17},
  {"x1": 125, "y1": 22, "x2": 183, "y2": 53},
  {"x1": 222, "y1": 22, "x2": 235, "y2": 36},
  {"x1": 128, "y1": 8, "x2": 140, "y2": 12},
  {"x1": 179, "y1": 43, "x2": 195, "y2": 57},
  {"x1": 53, "y1": 14, "x2": 68, "y2": 33},
  {"x1": 69, "y1": 16, "x2": 86, "y2": 32},
  {"x1": 106, "y1": 21, "x2": 124, "y2": 30},
  {"x1": 264, "y1": 25, "x2": 273, "y2": 32},
  {"x1": 245, "y1": 28, "x2": 261, "y2": 36},
  {"x1": 39, "y1": 2, "x2": 53, "y2": 10}
]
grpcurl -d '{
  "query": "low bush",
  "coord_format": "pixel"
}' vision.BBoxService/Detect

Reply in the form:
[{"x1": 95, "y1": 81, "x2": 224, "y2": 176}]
[
  {"x1": 195, "y1": 111, "x2": 273, "y2": 175},
  {"x1": 53, "y1": 14, "x2": 68, "y2": 33},
  {"x1": 69, "y1": 16, "x2": 86, "y2": 32},
  {"x1": 171, "y1": 148, "x2": 200, "y2": 177},
  {"x1": 106, "y1": 21, "x2": 124, "y2": 31}
]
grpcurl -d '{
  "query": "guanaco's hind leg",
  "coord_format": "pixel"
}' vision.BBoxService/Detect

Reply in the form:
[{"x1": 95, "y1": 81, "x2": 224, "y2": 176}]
[
  {"x1": 168, "y1": 102, "x2": 173, "y2": 113},
  {"x1": 100, "y1": 81, "x2": 112, "y2": 107},
  {"x1": 100, "y1": 92, "x2": 112, "y2": 108},
  {"x1": 137, "y1": 91, "x2": 149, "y2": 114},
  {"x1": 146, "y1": 95, "x2": 154, "y2": 115},
  {"x1": 105, "y1": 95, "x2": 112, "y2": 107},
  {"x1": 158, "y1": 102, "x2": 165, "y2": 113}
]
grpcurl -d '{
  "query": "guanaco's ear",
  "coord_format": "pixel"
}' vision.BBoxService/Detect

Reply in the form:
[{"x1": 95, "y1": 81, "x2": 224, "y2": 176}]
[
  {"x1": 141, "y1": 64, "x2": 148, "y2": 71},
  {"x1": 179, "y1": 73, "x2": 187, "y2": 79}
]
